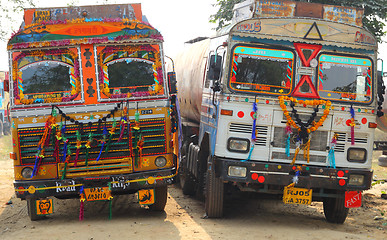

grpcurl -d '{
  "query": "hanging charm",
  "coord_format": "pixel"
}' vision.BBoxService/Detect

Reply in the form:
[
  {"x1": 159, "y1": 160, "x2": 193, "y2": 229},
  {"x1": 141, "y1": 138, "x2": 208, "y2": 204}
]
[
  {"x1": 79, "y1": 186, "x2": 85, "y2": 221},
  {"x1": 327, "y1": 133, "x2": 338, "y2": 168}
]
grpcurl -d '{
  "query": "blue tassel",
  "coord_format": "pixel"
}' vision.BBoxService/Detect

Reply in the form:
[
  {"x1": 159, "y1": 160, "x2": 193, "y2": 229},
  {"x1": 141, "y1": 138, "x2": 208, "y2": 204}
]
[
  {"x1": 242, "y1": 145, "x2": 254, "y2": 162},
  {"x1": 96, "y1": 126, "x2": 108, "y2": 162},
  {"x1": 286, "y1": 135, "x2": 290, "y2": 157},
  {"x1": 251, "y1": 102, "x2": 257, "y2": 141},
  {"x1": 328, "y1": 148, "x2": 336, "y2": 168}
]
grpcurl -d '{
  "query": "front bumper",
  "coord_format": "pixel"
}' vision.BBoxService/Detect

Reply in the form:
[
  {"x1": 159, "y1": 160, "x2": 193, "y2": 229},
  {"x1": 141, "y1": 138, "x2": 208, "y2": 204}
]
[
  {"x1": 216, "y1": 158, "x2": 372, "y2": 192},
  {"x1": 14, "y1": 168, "x2": 176, "y2": 199}
]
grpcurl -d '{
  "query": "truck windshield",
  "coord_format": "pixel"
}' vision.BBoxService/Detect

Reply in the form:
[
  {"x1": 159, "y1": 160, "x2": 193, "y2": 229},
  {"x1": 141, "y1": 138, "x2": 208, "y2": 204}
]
[
  {"x1": 97, "y1": 44, "x2": 164, "y2": 99},
  {"x1": 229, "y1": 46, "x2": 294, "y2": 95},
  {"x1": 317, "y1": 54, "x2": 372, "y2": 103},
  {"x1": 13, "y1": 48, "x2": 79, "y2": 104}
]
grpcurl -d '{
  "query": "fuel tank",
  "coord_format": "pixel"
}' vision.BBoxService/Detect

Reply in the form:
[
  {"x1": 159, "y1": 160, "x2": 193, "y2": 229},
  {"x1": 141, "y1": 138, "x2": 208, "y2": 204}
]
[{"x1": 175, "y1": 39, "x2": 210, "y2": 123}]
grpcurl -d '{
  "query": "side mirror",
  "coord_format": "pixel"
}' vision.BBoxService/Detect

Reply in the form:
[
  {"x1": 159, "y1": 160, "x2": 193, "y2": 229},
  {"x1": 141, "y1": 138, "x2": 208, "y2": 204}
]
[
  {"x1": 207, "y1": 55, "x2": 222, "y2": 80},
  {"x1": 168, "y1": 72, "x2": 177, "y2": 94},
  {"x1": 4, "y1": 79, "x2": 9, "y2": 92}
]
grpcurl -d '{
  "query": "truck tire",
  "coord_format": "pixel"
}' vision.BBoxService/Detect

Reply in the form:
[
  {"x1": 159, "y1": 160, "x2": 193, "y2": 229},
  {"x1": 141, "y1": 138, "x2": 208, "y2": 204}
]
[
  {"x1": 323, "y1": 193, "x2": 349, "y2": 224},
  {"x1": 149, "y1": 186, "x2": 168, "y2": 211},
  {"x1": 3, "y1": 121, "x2": 10, "y2": 135},
  {"x1": 205, "y1": 159, "x2": 224, "y2": 218},
  {"x1": 179, "y1": 150, "x2": 196, "y2": 196},
  {"x1": 27, "y1": 198, "x2": 46, "y2": 221},
  {"x1": 378, "y1": 155, "x2": 387, "y2": 167}
]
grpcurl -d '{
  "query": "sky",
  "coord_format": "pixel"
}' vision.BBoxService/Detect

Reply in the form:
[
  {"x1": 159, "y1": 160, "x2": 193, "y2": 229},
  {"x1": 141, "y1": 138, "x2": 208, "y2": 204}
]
[{"x1": 0, "y1": 0, "x2": 387, "y2": 73}]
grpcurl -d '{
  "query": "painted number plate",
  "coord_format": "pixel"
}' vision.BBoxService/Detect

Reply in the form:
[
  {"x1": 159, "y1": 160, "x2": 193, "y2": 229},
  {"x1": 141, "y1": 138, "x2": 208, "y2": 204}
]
[
  {"x1": 138, "y1": 189, "x2": 155, "y2": 205},
  {"x1": 283, "y1": 186, "x2": 312, "y2": 205},
  {"x1": 84, "y1": 187, "x2": 112, "y2": 201},
  {"x1": 36, "y1": 199, "x2": 53, "y2": 215}
]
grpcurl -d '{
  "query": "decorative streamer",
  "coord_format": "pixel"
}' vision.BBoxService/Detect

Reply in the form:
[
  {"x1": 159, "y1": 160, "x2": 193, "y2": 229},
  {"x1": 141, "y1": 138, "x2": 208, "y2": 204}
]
[
  {"x1": 243, "y1": 101, "x2": 258, "y2": 162},
  {"x1": 285, "y1": 124, "x2": 292, "y2": 157},
  {"x1": 327, "y1": 134, "x2": 337, "y2": 168},
  {"x1": 74, "y1": 130, "x2": 82, "y2": 167},
  {"x1": 96, "y1": 126, "x2": 108, "y2": 162},
  {"x1": 85, "y1": 132, "x2": 92, "y2": 166},
  {"x1": 105, "y1": 118, "x2": 117, "y2": 152},
  {"x1": 108, "y1": 183, "x2": 113, "y2": 220},
  {"x1": 117, "y1": 116, "x2": 127, "y2": 142},
  {"x1": 79, "y1": 186, "x2": 85, "y2": 221},
  {"x1": 350, "y1": 105, "x2": 355, "y2": 145}
]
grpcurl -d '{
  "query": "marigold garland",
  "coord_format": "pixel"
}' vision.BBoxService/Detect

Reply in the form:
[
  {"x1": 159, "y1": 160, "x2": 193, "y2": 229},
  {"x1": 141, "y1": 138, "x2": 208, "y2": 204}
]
[
  {"x1": 278, "y1": 96, "x2": 331, "y2": 163},
  {"x1": 278, "y1": 96, "x2": 331, "y2": 134}
]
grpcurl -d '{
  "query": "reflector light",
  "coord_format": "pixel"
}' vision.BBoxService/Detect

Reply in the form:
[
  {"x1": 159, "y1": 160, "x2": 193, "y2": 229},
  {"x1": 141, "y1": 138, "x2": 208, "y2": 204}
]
[
  {"x1": 368, "y1": 122, "x2": 377, "y2": 128},
  {"x1": 221, "y1": 109, "x2": 233, "y2": 116}
]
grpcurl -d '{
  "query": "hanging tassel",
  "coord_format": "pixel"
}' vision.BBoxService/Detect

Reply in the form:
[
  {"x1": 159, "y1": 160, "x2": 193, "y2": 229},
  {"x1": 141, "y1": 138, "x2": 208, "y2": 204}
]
[
  {"x1": 350, "y1": 105, "x2": 355, "y2": 145},
  {"x1": 291, "y1": 138, "x2": 301, "y2": 165},
  {"x1": 327, "y1": 134, "x2": 337, "y2": 168},
  {"x1": 303, "y1": 138, "x2": 311, "y2": 163},
  {"x1": 117, "y1": 116, "x2": 127, "y2": 142},
  {"x1": 74, "y1": 131, "x2": 82, "y2": 167},
  {"x1": 105, "y1": 119, "x2": 117, "y2": 153},
  {"x1": 85, "y1": 132, "x2": 92, "y2": 166},
  {"x1": 79, "y1": 186, "x2": 85, "y2": 221},
  {"x1": 108, "y1": 183, "x2": 113, "y2": 220},
  {"x1": 285, "y1": 124, "x2": 292, "y2": 157},
  {"x1": 96, "y1": 126, "x2": 108, "y2": 162},
  {"x1": 61, "y1": 149, "x2": 71, "y2": 180},
  {"x1": 243, "y1": 101, "x2": 258, "y2": 162}
]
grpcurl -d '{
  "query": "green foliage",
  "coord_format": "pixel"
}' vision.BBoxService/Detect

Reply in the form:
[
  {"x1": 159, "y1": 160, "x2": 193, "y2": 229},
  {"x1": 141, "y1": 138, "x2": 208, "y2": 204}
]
[{"x1": 210, "y1": 0, "x2": 387, "y2": 42}]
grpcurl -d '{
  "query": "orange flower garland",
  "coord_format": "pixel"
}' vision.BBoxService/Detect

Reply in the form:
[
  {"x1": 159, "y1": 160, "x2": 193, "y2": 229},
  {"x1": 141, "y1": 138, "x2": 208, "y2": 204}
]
[{"x1": 278, "y1": 96, "x2": 331, "y2": 134}]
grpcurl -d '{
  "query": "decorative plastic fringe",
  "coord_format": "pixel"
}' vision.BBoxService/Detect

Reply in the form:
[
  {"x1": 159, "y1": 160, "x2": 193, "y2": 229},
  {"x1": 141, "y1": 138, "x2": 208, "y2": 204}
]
[
  {"x1": 285, "y1": 125, "x2": 292, "y2": 157},
  {"x1": 61, "y1": 161, "x2": 68, "y2": 180},
  {"x1": 96, "y1": 126, "x2": 108, "y2": 162},
  {"x1": 79, "y1": 199, "x2": 84, "y2": 221},
  {"x1": 350, "y1": 106, "x2": 355, "y2": 145},
  {"x1": 108, "y1": 198, "x2": 113, "y2": 220},
  {"x1": 327, "y1": 134, "x2": 337, "y2": 168}
]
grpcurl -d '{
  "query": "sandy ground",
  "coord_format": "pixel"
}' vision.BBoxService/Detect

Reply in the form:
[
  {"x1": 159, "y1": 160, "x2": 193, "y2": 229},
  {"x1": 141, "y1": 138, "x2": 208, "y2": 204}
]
[{"x1": 0, "y1": 152, "x2": 386, "y2": 239}]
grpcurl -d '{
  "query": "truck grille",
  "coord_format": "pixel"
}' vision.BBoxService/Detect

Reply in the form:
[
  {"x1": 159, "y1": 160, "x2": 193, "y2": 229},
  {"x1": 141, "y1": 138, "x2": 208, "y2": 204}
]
[
  {"x1": 272, "y1": 127, "x2": 328, "y2": 151},
  {"x1": 18, "y1": 117, "x2": 167, "y2": 178},
  {"x1": 229, "y1": 123, "x2": 268, "y2": 146}
]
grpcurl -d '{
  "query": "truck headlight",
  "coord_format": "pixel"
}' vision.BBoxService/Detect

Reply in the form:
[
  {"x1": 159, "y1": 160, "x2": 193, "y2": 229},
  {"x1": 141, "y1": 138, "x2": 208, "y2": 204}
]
[
  {"x1": 155, "y1": 156, "x2": 167, "y2": 167},
  {"x1": 228, "y1": 166, "x2": 247, "y2": 177},
  {"x1": 227, "y1": 138, "x2": 250, "y2": 153},
  {"x1": 347, "y1": 148, "x2": 367, "y2": 163},
  {"x1": 21, "y1": 167, "x2": 33, "y2": 178},
  {"x1": 348, "y1": 174, "x2": 364, "y2": 186}
]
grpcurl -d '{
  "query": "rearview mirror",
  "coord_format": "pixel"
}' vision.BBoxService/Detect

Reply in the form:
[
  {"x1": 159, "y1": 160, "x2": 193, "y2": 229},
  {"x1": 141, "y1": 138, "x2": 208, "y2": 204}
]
[
  {"x1": 168, "y1": 72, "x2": 177, "y2": 94},
  {"x1": 207, "y1": 55, "x2": 222, "y2": 80}
]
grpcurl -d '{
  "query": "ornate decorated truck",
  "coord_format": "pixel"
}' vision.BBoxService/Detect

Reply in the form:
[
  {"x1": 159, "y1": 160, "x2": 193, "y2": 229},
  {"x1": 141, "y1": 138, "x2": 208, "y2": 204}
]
[
  {"x1": 175, "y1": 0, "x2": 381, "y2": 223},
  {"x1": 7, "y1": 4, "x2": 179, "y2": 220}
]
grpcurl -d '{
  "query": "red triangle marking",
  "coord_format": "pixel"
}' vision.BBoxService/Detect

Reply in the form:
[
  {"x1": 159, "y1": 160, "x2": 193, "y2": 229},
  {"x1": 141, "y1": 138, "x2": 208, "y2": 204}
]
[
  {"x1": 291, "y1": 75, "x2": 319, "y2": 99},
  {"x1": 294, "y1": 43, "x2": 322, "y2": 67}
]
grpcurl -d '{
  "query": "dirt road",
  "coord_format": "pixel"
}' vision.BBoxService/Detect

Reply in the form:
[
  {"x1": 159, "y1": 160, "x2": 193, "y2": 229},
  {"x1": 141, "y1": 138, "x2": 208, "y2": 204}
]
[{"x1": 0, "y1": 148, "x2": 386, "y2": 239}]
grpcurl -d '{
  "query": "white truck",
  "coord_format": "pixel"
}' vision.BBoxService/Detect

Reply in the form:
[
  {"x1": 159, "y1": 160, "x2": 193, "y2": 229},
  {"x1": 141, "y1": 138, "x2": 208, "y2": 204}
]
[{"x1": 175, "y1": 0, "x2": 380, "y2": 223}]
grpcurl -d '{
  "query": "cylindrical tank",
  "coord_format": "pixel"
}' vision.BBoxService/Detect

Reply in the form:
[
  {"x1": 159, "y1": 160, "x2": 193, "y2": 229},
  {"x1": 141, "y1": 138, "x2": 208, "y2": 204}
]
[{"x1": 175, "y1": 39, "x2": 210, "y2": 123}]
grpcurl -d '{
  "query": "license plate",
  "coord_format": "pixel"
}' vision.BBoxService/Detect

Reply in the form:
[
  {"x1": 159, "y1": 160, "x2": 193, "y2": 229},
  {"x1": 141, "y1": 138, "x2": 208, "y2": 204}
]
[
  {"x1": 36, "y1": 199, "x2": 53, "y2": 215},
  {"x1": 138, "y1": 189, "x2": 155, "y2": 205},
  {"x1": 84, "y1": 187, "x2": 112, "y2": 201},
  {"x1": 283, "y1": 186, "x2": 312, "y2": 205}
]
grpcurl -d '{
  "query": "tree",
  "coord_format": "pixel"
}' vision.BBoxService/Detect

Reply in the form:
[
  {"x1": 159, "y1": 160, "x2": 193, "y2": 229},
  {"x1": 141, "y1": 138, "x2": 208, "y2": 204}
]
[
  {"x1": 0, "y1": 0, "x2": 35, "y2": 41},
  {"x1": 210, "y1": 0, "x2": 387, "y2": 42}
]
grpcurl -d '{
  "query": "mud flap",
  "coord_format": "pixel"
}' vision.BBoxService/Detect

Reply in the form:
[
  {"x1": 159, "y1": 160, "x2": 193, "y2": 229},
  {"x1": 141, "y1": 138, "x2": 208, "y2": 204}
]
[
  {"x1": 36, "y1": 199, "x2": 53, "y2": 216},
  {"x1": 138, "y1": 189, "x2": 155, "y2": 205},
  {"x1": 344, "y1": 191, "x2": 362, "y2": 208}
]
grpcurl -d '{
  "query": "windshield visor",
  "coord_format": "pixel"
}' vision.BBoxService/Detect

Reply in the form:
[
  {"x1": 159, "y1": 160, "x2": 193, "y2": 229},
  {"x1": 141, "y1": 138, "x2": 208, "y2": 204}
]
[
  {"x1": 229, "y1": 46, "x2": 294, "y2": 95},
  {"x1": 317, "y1": 54, "x2": 372, "y2": 103}
]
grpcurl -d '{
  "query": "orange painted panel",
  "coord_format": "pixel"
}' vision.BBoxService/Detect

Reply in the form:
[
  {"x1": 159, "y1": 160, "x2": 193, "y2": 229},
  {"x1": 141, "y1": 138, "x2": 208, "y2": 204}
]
[
  {"x1": 50, "y1": 24, "x2": 122, "y2": 37},
  {"x1": 81, "y1": 44, "x2": 98, "y2": 104}
]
